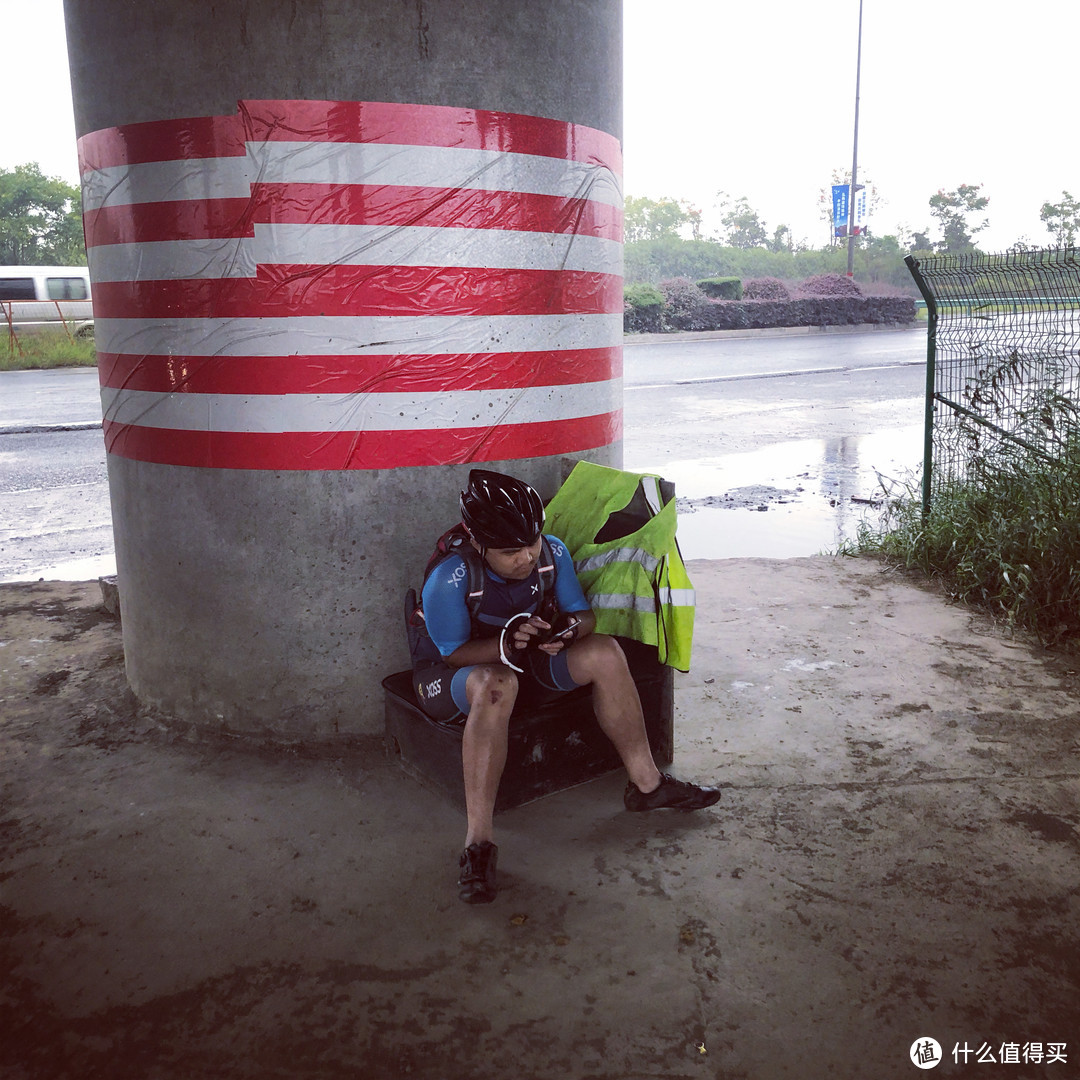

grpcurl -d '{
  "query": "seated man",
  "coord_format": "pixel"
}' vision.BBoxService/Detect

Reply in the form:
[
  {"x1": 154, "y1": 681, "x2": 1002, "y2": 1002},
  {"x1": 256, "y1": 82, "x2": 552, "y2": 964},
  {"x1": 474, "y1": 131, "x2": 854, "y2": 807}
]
[{"x1": 414, "y1": 469, "x2": 720, "y2": 905}]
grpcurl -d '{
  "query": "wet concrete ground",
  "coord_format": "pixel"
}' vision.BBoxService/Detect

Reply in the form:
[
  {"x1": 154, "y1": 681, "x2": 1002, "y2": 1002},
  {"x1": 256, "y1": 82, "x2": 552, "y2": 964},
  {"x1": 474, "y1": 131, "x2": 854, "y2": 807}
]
[{"x1": 2, "y1": 560, "x2": 1078, "y2": 1079}]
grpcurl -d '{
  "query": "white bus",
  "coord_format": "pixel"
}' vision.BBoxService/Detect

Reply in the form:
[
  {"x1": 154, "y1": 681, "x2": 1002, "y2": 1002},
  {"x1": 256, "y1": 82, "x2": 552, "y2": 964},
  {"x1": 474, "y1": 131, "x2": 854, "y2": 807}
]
[{"x1": 0, "y1": 265, "x2": 94, "y2": 338}]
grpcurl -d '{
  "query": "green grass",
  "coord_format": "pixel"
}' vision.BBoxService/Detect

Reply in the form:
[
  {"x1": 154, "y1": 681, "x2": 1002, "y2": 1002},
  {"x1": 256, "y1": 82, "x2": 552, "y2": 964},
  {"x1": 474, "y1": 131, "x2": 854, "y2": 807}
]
[
  {"x1": 1, "y1": 333, "x2": 97, "y2": 371},
  {"x1": 846, "y1": 447, "x2": 1080, "y2": 646}
]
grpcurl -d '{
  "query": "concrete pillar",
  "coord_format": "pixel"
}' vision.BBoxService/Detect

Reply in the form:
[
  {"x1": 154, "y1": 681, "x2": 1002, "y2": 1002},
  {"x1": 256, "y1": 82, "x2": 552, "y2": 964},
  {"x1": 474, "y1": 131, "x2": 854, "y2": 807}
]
[{"x1": 64, "y1": 0, "x2": 623, "y2": 739}]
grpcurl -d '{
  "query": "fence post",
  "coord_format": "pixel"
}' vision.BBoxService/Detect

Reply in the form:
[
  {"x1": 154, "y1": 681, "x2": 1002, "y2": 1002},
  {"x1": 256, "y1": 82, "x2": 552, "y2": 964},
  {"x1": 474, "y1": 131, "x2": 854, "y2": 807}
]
[
  {"x1": 51, "y1": 300, "x2": 76, "y2": 343},
  {"x1": 2, "y1": 303, "x2": 23, "y2": 357},
  {"x1": 905, "y1": 255, "x2": 937, "y2": 519}
]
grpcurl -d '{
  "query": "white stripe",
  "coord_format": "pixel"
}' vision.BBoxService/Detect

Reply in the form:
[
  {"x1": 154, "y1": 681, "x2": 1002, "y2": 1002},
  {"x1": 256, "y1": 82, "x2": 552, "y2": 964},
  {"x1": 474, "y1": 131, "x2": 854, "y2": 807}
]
[
  {"x1": 81, "y1": 142, "x2": 622, "y2": 213},
  {"x1": 575, "y1": 548, "x2": 662, "y2": 574},
  {"x1": 589, "y1": 593, "x2": 657, "y2": 614},
  {"x1": 81, "y1": 156, "x2": 253, "y2": 212},
  {"x1": 588, "y1": 589, "x2": 696, "y2": 611},
  {"x1": 87, "y1": 223, "x2": 622, "y2": 282},
  {"x1": 251, "y1": 142, "x2": 623, "y2": 206},
  {"x1": 641, "y1": 476, "x2": 664, "y2": 515},
  {"x1": 260, "y1": 223, "x2": 621, "y2": 275},
  {"x1": 99, "y1": 379, "x2": 622, "y2": 433},
  {"x1": 94, "y1": 312, "x2": 623, "y2": 357},
  {"x1": 89, "y1": 237, "x2": 258, "y2": 281},
  {"x1": 658, "y1": 588, "x2": 696, "y2": 608}
]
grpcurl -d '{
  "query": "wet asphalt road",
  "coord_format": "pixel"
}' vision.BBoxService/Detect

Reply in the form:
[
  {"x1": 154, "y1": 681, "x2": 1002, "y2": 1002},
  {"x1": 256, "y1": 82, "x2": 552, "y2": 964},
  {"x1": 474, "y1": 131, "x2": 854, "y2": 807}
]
[
  {"x1": 624, "y1": 325, "x2": 925, "y2": 387},
  {"x1": 0, "y1": 328, "x2": 927, "y2": 580}
]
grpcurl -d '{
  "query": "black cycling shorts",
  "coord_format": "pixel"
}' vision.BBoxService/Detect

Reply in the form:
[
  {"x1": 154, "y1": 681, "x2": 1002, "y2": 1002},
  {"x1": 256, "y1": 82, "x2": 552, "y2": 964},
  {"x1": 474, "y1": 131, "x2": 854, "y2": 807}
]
[{"x1": 412, "y1": 645, "x2": 583, "y2": 725}]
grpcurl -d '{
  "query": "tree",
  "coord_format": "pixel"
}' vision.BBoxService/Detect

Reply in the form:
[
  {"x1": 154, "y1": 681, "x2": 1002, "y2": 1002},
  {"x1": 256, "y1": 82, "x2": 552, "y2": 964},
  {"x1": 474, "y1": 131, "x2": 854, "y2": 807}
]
[
  {"x1": 928, "y1": 182, "x2": 989, "y2": 253},
  {"x1": 1040, "y1": 191, "x2": 1080, "y2": 246},
  {"x1": 0, "y1": 163, "x2": 85, "y2": 265},
  {"x1": 716, "y1": 193, "x2": 768, "y2": 250},
  {"x1": 624, "y1": 195, "x2": 701, "y2": 243},
  {"x1": 860, "y1": 233, "x2": 905, "y2": 283},
  {"x1": 908, "y1": 228, "x2": 935, "y2": 253},
  {"x1": 767, "y1": 224, "x2": 793, "y2": 254}
]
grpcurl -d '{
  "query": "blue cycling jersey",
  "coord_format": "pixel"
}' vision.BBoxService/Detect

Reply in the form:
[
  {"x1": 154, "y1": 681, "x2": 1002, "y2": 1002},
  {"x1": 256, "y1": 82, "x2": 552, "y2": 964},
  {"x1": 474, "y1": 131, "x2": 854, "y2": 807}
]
[{"x1": 421, "y1": 534, "x2": 590, "y2": 657}]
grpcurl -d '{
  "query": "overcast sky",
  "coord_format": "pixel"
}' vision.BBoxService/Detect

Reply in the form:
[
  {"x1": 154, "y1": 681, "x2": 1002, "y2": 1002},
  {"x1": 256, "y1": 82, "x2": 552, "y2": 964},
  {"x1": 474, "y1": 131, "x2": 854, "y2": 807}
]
[{"x1": 4, "y1": 0, "x2": 1076, "y2": 252}]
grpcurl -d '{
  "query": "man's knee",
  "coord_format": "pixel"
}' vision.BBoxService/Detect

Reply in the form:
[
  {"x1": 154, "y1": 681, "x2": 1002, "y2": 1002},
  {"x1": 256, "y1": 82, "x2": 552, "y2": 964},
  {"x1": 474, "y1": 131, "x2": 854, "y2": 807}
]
[
  {"x1": 569, "y1": 633, "x2": 630, "y2": 682},
  {"x1": 466, "y1": 664, "x2": 519, "y2": 712}
]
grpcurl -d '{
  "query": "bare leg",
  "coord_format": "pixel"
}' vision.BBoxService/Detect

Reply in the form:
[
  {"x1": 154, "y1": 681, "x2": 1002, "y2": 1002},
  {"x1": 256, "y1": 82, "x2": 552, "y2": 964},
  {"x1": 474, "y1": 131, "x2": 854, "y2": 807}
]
[
  {"x1": 461, "y1": 664, "x2": 518, "y2": 846},
  {"x1": 565, "y1": 635, "x2": 662, "y2": 793}
]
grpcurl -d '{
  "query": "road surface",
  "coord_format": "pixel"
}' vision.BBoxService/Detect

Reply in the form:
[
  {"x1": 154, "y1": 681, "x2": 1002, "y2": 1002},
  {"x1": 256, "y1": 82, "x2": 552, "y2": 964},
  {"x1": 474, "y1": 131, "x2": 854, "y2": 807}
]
[{"x1": 0, "y1": 328, "x2": 927, "y2": 578}]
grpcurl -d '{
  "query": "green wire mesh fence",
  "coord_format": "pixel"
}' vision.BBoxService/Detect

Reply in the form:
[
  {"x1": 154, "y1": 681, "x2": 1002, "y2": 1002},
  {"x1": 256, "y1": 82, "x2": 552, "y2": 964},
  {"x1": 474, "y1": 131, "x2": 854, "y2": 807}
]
[{"x1": 905, "y1": 248, "x2": 1080, "y2": 515}]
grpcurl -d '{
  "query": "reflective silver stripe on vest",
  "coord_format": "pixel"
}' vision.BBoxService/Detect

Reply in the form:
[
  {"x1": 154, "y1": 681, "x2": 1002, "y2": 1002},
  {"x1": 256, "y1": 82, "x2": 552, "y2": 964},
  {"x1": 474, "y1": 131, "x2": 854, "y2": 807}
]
[
  {"x1": 590, "y1": 588, "x2": 696, "y2": 612},
  {"x1": 575, "y1": 548, "x2": 662, "y2": 574},
  {"x1": 588, "y1": 592, "x2": 658, "y2": 613},
  {"x1": 658, "y1": 587, "x2": 696, "y2": 608}
]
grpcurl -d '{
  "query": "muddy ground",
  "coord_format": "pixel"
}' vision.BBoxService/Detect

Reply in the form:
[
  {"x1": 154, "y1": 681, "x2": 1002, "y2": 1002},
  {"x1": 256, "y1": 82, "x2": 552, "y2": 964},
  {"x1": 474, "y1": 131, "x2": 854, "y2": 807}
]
[{"x1": 1, "y1": 557, "x2": 1079, "y2": 1079}]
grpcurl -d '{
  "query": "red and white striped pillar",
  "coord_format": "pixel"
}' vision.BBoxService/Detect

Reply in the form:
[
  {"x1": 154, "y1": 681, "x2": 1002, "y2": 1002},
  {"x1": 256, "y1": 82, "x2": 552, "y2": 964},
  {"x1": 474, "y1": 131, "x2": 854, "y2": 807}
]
[{"x1": 65, "y1": 2, "x2": 623, "y2": 736}]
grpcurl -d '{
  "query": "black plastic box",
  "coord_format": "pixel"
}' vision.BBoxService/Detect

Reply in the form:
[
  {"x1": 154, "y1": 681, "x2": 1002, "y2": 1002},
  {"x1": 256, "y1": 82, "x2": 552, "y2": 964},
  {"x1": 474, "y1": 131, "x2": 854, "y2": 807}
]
[{"x1": 383, "y1": 638, "x2": 673, "y2": 813}]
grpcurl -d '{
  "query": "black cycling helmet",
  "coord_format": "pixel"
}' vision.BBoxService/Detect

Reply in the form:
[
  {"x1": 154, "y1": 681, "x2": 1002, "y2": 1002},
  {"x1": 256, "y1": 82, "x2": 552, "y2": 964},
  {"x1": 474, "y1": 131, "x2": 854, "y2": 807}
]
[{"x1": 460, "y1": 469, "x2": 545, "y2": 549}]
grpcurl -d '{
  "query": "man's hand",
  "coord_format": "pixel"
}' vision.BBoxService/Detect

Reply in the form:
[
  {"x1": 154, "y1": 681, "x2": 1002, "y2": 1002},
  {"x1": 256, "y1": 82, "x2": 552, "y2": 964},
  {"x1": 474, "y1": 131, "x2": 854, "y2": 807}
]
[
  {"x1": 508, "y1": 613, "x2": 581, "y2": 655},
  {"x1": 510, "y1": 614, "x2": 556, "y2": 653}
]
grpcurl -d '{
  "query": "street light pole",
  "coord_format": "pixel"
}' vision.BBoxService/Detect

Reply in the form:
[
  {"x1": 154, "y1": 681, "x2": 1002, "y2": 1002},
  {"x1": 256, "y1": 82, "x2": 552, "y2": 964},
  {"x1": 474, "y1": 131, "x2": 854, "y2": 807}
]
[{"x1": 846, "y1": 0, "x2": 864, "y2": 277}]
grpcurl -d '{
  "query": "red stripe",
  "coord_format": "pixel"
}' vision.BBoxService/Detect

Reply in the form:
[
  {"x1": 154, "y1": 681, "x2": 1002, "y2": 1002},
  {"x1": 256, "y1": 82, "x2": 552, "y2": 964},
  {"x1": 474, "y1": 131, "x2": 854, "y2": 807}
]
[
  {"x1": 79, "y1": 100, "x2": 621, "y2": 173},
  {"x1": 83, "y1": 198, "x2": 256, "y2": 247},
  {"x1": 78, "y1": 113, "x2": 247, "y2": 174},
  {"x1": 82, "y1": 185, "x2": 622, "y2": 247},
  {"x1": 97, "y1": 347, "x2": 622, "y2": 395},
  {"x1": 243, "y1": 100, "x2": 622, "y2": 170},
  {"x1": 102, "y1": 412, "x2": 622, "y2": 470},
  {"x1": 90, "y1": 267, "x2": 621, "y2": 320}
]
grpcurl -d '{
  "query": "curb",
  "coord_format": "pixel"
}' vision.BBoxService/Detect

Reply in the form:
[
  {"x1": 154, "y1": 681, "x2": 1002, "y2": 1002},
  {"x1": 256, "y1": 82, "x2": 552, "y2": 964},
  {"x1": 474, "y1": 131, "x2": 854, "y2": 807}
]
[
  {"x1": 0, "y1": 421, "x2": 102, "y2": 436},
  {"x1": 623, "y1": 322, "x2": 923, "y2": 346}
]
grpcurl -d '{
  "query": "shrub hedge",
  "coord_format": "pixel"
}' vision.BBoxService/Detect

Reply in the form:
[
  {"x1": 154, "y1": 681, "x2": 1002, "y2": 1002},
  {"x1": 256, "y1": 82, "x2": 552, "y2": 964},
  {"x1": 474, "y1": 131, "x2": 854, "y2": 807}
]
[
  {"x1": 623, "y1": 278, "x2": 916, "y2": 334},
  {"x1": 623, "y1": 282, "x2": 665, "y2": 333},
  {"x1": 658, "y1": 277, "x2": 715, "y2": 328},
  {"x1": 696, "y1": 276, "x2": 743, "y2": 300},
  {"x1": 797, "y1": 273, "x2": 864, "y2": 298},
  {"x1": 743, "y1": 277, "x2": 792, "y2": 301}
]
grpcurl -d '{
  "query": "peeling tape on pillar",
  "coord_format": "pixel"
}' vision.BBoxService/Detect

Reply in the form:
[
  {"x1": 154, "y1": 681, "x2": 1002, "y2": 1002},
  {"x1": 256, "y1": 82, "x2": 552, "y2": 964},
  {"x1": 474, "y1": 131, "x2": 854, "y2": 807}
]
[{"x1": 78, "y1": 100, "x2": 624, "y2": 470}]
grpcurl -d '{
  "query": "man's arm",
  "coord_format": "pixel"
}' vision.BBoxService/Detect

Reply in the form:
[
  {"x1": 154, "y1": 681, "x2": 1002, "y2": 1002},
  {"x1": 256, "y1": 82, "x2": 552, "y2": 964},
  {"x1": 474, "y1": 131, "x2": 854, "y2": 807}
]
[
  {"x1": 569, "y1": 608, "x2": 597, "y2": 638},
  {"x1": 443, "y1": 636, "x2": 502, "y2": 668}
]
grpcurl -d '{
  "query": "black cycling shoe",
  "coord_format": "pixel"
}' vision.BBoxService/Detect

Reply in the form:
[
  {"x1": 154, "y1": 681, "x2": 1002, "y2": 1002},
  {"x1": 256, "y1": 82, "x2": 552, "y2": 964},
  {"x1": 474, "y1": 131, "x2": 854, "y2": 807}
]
[
  {"x1": 624, "y1": 773, "x2": 722, "y2": 812},
  {"x1": 458, "y1": 841, "x2": 498, "y2": 904}
]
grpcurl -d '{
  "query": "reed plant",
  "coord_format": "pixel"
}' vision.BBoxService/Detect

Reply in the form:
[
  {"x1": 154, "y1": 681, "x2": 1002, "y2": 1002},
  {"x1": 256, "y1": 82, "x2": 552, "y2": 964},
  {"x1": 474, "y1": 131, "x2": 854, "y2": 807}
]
[{"x1": 850, "y1": 442, "x2": 1080, "y2": 645}]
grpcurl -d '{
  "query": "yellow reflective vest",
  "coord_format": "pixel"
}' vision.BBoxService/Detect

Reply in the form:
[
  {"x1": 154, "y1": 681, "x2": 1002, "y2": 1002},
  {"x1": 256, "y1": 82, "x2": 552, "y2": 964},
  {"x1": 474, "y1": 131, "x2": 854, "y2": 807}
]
[{"x1": 543, "y1": 461, "x2": 695, "y2": 671}]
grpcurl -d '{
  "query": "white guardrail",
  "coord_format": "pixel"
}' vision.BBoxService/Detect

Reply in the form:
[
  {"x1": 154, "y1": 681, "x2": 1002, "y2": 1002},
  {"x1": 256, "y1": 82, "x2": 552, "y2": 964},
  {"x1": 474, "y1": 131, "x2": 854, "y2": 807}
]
[{"x1": 2, "y1": 299, "x2": 95, "y2": 342}]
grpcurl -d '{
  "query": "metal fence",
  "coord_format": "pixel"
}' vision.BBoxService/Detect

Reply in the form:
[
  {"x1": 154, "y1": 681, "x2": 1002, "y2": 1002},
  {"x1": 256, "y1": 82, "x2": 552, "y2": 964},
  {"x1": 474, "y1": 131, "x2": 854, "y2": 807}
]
[{"x1": 905, "y1": 248, "x2": 1080, "y2": 515}]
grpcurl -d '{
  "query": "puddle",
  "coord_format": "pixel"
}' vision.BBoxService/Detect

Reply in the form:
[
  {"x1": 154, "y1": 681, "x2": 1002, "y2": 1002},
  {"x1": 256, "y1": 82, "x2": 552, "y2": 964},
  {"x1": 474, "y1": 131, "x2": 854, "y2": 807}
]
[{"x1": 632, "y1": 425, "x2": 923, "y2": 560}]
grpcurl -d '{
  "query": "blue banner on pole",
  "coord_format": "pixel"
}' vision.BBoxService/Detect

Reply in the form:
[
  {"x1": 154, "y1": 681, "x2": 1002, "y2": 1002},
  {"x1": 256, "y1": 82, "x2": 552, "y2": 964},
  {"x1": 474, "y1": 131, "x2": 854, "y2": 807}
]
[
  {"x1": 832, "y1": 183, "x2": 867, "y2": 237},
  {"x1": 832, "y1": 184, "x2": 850, "y2": 232}
]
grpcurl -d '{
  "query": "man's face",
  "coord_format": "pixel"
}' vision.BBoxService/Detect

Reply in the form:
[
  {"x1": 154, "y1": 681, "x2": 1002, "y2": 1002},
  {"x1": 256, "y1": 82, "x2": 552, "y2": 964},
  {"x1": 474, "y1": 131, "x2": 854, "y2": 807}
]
[{"x1": 474, "y1": 537, "x2": 543, "y2": 581}]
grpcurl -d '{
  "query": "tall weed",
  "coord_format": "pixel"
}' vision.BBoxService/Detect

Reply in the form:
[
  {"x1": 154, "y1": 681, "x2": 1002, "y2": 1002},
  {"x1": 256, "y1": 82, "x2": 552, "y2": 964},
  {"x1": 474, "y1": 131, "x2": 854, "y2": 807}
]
[
  {"x1": 852, "y1": 445, "x2": 1080, "y2": 644},
  {"x1": 1, "y1": 333, "x2": 97, "y2": 371}
]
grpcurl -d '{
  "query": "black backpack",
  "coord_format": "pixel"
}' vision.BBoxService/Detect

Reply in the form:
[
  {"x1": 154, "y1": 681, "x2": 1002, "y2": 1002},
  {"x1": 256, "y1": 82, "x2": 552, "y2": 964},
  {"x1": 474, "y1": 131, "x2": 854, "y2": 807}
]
[{"x1": 405, "y1": 524, "x2": 557, "y2": 666}]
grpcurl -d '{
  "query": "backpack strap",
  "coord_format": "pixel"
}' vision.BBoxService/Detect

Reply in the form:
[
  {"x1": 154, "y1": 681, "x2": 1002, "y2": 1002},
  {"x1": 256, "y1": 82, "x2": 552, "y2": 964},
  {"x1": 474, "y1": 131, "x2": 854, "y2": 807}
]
[
  {"x1": 535, "y1": 535, "x2": 558, "y2": 619},
  {"x1": 537, "y1": 536, "x2": 556, "y2": 598},
  {"x1": 461, "y1": 544, "x2": 486, "y2": 622}
]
